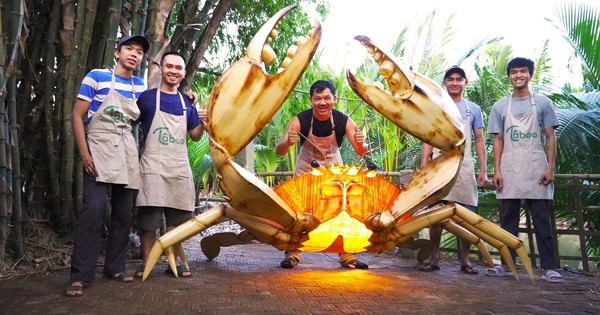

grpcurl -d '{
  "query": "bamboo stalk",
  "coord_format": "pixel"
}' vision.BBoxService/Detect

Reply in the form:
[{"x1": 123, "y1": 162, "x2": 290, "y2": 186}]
[
  {"x1": 42, "y1": 0, "x2": 62, "y2": 230},
  {"x1": 59, "y1": 0, "x2": 81, "y2": 230},
  {"x1": 102, "y1": 0, "x2": 123, "y2": 68}
]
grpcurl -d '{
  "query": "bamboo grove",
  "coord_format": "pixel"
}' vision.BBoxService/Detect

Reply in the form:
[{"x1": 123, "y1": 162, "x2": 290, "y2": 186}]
[{"x1": 0, "y1": 0, "x2": 326, "y2": 262}]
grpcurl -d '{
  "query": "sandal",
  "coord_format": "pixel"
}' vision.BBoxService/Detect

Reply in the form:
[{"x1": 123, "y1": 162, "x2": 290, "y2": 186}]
[
  {"x1": 460, "y1": 264, "x2": 479, "y2": 275},
  {"x1": 134, "y1": 265, "x2": 145, "y2": 279},
  {"x1": 341, "y1": 259, "x2": 369, "y2": 269},
  {"x1": 485, "y1": 265, "x2": 513, "y2": 277},
  {"x1": 165, "y1": 265, "x2": 192, "y2": 278},
  {"x1": 280, "y1": 257, "x2": 299, "y2": 269},
  {"x1": 418, "y1": 263, "x2": 440, "y2": 272},
  {"x1": 542, "y1": 269, "x2": 564, "y2": 283},
  {"x1": 104, "y1": 273, "x2": 134, "y2": 283},
  {"x1": 64, "y1": 281, "x2": 84, "y2": 297}
]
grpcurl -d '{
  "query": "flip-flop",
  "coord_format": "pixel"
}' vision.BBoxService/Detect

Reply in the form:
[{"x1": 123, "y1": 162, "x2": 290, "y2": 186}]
[
  {"x1": 485, "y1": 265, "x2": 513, "y2": 277},
  {"x1": 64, "y1": 281, "x2": 84, "y2": 297},
  {"x1": 280, "y1": 257, "x2": 299, "y2": 269},
  {"x1": 340, "y1": 259, "x2": 369, "y2": 269},
  {"x1": 460, "y1": 264, "x2": 479, "y2": 275},
  {"x1": 418, "y1": 263, "x2": 440, "y2": 272},
  {"x1": 164, "y1": 265, "x2": 192, "y2": 278},
  {"x1": 104, "y1": 273, "x2": 134, "y2": 283},
  {"x1": 134, "y1": 265, "x2": 145, "y2": 279},
  {"x1": 542, "y1": 270, "x2": 564, "y2": 283}
]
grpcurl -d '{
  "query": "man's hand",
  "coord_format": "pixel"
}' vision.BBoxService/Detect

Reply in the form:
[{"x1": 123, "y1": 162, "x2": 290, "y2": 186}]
[
  {"x1": 477, "y1": 171, "x2": 488, "y2": 187},
  {"x1": 198, "y1": 102, "x2": 208, "y2": 123},
  {"x1": 183, "y1": 89, "x2": 199, "y2": 106},
  {"x1": 492, "y1": 171, "x2": 503, "y2": 190},
  {"x1": 539, "y1": 168, "x2": 555, "y2": 186},
  {"x1": 287, "y1": 131, "x2": 298, "y2": 146},
  {"x1": 354, "y1": 130, "x2": 365, "y2": 144},
  {"x1": 82, "y1": 153, "x2": 97, "y2": 177},
  {"x1": 354, "y1": 125, "x2": 365, "y2": 144}
]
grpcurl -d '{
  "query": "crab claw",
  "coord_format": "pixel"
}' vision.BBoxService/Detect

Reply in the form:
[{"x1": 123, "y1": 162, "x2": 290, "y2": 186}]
[
  {"x1": 347, "y1": 35, "x2": 464, "y2": 152},
  {"x1": 347, "y1": 35, "x2": 466, "y2": 217},
  {"x1": 208, "y1": 4, "x2": 322, "y2": 156}
]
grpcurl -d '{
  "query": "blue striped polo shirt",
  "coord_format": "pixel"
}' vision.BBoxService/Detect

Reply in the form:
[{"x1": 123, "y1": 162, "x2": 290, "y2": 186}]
[{"x1": 77, "y1": 68, "x2": 146, "y2": 124}]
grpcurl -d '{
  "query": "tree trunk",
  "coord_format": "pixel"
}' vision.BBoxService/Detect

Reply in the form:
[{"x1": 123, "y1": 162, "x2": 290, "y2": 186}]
[{"x1": 181, "y1": 0, "x2": 233, "y2": 90}]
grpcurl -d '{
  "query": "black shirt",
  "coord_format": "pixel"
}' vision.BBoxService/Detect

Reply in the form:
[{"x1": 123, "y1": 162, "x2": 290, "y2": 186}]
[{"x1": 297, "y1": 109, "x2": 348, "y2": 147}]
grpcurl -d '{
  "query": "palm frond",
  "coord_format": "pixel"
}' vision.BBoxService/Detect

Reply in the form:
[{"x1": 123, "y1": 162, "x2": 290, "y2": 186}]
[{"x1": 553, "y1": 2, "x2": 600, "y2": 90}]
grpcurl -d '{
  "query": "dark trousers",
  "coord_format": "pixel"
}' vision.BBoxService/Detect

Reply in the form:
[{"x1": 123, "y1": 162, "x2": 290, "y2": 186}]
[
  {"x1": 500, "y1": 199, "x2": 556, "y2": 270},
  {"x1": 69, "y1": 174, "x2": 135, "y2": 282}
]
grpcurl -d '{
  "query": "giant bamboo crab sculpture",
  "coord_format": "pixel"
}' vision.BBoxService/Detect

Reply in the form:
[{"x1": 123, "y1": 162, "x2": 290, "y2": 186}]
[{"x1": 142, "y1": 5, "x2": 534, "y2": 281}]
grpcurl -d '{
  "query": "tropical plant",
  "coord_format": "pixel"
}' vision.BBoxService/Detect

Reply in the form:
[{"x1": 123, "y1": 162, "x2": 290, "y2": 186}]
[
  {"x1": 553, "y1": 1, "x2": 600, "y2": 91},
  {"x1": 549, "y1": 2, "x2": 600, "y2": 257}
]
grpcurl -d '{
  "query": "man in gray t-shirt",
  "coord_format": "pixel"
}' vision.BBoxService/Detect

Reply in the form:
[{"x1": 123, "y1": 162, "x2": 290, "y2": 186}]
[{"x1": 485, "y1": 57, "x2": 563, "y2": 283}]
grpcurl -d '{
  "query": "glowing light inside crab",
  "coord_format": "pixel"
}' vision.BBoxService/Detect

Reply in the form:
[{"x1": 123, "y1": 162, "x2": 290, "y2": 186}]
[{"x1": 274, "y1": 166, "x2": 402, "y2": 253}]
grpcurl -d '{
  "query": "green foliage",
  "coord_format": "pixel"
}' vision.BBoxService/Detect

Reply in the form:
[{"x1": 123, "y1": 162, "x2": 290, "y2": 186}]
[
  {"x1": 187, "y1": 135, "x2": 213, "y2": 195},
  {"x1": 553, "y1": 2, "x2": 600, "y2": 91}
]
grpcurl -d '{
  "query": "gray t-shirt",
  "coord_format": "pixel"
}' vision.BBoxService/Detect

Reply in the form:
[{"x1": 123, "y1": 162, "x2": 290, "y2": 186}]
[{"x1": 487, "y1": 94, "x2": 559, "y2": 135}]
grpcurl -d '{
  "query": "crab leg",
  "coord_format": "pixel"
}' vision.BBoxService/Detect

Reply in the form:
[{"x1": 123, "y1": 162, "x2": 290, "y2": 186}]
[
  {"x1": 449, "y1": 206, "x2": 534, "y2": 280},
  {"x1": 369, "y1": 204, "x2": 534, "y2": 280},
  {"x1": 142, "y1": 205, "x2": 229, "y2": 281},
  {"x1": 438, "y1": 219, "x2": 495, "y2": 267}
]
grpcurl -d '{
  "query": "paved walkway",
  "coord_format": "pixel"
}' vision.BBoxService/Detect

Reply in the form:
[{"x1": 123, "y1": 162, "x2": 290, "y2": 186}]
[{"x1": 1, "y1": 237, "x2": 599, "y2": 314}]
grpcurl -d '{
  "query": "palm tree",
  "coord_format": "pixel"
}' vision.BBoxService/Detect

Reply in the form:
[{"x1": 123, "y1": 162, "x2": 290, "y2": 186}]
[{"x1": 549, "y1": 2, "x2": 600, "y2": 256}]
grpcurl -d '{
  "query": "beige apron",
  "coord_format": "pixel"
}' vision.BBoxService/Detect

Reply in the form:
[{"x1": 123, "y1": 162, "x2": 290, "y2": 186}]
[
  {"x1": 136, "y1": 89, "x2": 195, "y2": 211},
  {"x1": 291, "y1": 112, "x2": 355, "y2": 262},
  {"x1": 86, "y1": 70, "x2": 140, "y2": 189},
  {"x1": 294, "y1": 113, "x2": 342, "y2": 174},
  {"x1": 497, "y1": 93, "x2": 553, "y2": 199},
  {"x1": 433, "y1": 100, "x2": 477, "y2": 206}
]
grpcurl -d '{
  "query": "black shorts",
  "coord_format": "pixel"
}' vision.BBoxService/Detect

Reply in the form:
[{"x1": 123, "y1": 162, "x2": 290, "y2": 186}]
[{"x1": 137, "y1": 206, "x2": 193, "y2": 231}]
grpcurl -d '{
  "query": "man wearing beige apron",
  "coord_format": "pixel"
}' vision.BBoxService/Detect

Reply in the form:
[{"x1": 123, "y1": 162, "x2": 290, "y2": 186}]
[
  {"x1": 420, "y1": 66, "x2": 487, "y2": 274},
  {"x1": 276, "y1": 80, "x2": 369, "y2": 269},
  {"x1": 135, "y1": 52, "x2": 205, "y2": 278},
  {"x1": 67, "y1": 35, "x2": 150, "y2": 297},
  {"x1": 487, "y1": 57, "x2": 563, "y2": 283}
]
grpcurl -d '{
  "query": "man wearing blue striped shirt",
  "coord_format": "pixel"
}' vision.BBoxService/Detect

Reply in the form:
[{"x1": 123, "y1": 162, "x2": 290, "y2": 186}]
[{"x1": 66, "y1": 35, "x2": 149, "y2": 297}]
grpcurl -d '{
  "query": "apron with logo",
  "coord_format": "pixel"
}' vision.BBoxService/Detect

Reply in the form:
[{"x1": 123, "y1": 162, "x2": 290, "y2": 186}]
[
  {"x1": 433, "y1": 100, "x2": 478, "y2": 206},
  {"x1": 136, "y1": 89, "x2": 195, "y2": 211},
  {"x1": 497, "y1": 94, "x2": 553, "y2": 199},
  {"x1": 86, "y1": 70, "x2": 140, "y2": 189},
  {"x1": 294, "y1": 113, "x2": 343, "y2": 175}
]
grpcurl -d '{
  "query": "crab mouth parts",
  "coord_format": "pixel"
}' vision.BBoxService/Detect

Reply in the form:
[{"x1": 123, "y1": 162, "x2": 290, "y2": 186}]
[{"x1": 245, "y1": 4, "x2": 320, "y2": 74}]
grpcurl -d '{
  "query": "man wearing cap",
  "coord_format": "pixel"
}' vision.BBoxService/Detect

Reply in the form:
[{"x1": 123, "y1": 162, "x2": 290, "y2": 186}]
[
  {"x1": 66, "y1": 35, "x2": 149, "y2": 297},
  {"x1": 420, "y1": 66, "x2": 488, "y2": 274}
]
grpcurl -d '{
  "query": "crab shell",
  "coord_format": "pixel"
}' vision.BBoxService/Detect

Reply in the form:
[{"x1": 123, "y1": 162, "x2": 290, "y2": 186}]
[{"x1": 143, "y1": 8, "x2": 533, "y2": 282}]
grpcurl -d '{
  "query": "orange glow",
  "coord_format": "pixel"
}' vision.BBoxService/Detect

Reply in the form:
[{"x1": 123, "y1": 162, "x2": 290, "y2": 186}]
[
  {"x1": 300, "y1": 210, "x2": 372, "y2": 252},
  {"x1": 273, "y1": 167, "x2": 403, "y2": 253}
]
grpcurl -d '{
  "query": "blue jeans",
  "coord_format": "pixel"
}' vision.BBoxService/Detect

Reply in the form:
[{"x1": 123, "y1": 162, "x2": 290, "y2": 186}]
[
  {"x1": 69, "y1": 173, "x2": 135, "y2": 282},
  {"x1": 500, "y1": 199, "x2": 556, "y2": 270}
]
